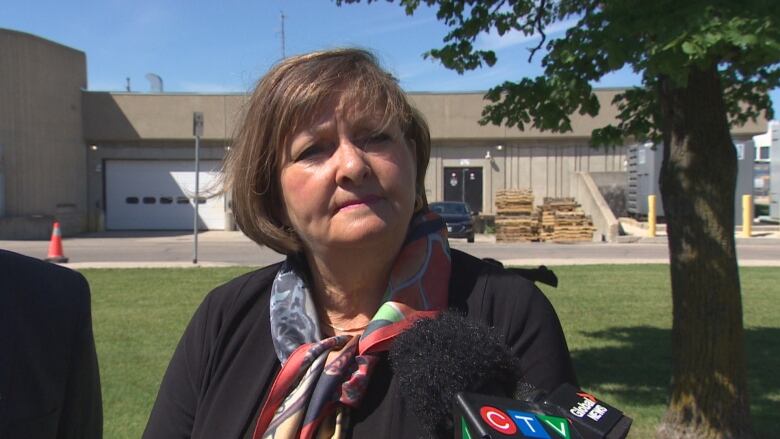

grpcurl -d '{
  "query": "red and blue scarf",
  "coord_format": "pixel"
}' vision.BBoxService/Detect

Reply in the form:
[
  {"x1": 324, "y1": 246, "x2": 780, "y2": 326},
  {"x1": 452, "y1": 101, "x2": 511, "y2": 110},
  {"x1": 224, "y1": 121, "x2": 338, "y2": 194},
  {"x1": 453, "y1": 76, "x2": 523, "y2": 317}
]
[{"x1": 253, "y1": 211, "x2": 451, "y2": 439}]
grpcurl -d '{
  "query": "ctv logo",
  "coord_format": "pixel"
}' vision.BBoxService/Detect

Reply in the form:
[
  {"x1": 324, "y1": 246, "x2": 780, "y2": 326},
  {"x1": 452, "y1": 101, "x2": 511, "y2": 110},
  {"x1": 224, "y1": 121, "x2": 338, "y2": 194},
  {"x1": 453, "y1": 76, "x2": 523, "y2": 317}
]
[
  {"x1": 480, "y1": 406, "x2": 517, "y2": 435},
  {"x1": 479, "y1": 406, "x2": 571, "y2": 438}
]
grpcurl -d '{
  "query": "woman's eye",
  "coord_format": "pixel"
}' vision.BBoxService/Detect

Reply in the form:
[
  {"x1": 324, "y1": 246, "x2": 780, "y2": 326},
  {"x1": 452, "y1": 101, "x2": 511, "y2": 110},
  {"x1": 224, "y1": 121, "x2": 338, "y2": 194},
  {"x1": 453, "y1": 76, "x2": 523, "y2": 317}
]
[
  {"x1": 295, "y1": 144, "x2": 329, "y2": 161},
  {"x1": 361, "y1": 133, "x2": 392, "y2": 148}
]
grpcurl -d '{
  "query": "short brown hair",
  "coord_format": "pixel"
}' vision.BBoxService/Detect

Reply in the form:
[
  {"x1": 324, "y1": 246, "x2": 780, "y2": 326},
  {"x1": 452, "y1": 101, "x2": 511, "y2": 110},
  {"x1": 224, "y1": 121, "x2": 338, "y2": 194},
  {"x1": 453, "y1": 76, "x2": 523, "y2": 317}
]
[{"x1": 224, "y1": 48, "x2": 431, "y2": 254}]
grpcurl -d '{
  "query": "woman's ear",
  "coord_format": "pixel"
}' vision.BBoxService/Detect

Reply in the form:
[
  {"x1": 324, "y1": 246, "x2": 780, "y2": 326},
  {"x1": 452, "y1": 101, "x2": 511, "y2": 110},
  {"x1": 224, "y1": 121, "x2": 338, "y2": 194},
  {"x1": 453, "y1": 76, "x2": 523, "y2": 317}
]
[{"x1": 414, "y1": 191, "x2": 424, "y2": 212}]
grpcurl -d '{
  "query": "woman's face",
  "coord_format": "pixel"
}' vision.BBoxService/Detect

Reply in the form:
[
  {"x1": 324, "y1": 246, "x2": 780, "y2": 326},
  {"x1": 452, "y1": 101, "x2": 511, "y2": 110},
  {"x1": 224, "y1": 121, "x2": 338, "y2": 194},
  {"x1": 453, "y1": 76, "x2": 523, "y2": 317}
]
[{"x1": 279, "y1": 98, "x2": 417, "y2": 255}]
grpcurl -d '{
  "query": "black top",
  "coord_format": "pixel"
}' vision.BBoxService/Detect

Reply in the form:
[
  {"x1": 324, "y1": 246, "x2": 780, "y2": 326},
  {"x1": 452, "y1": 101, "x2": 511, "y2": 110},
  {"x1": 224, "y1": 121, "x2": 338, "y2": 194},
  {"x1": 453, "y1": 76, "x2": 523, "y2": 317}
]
[
  {"x1": 143, "y1": 249, "x2": 576, "y2": 439},
  {"x1": 0, "y1": 250, "x2": 102, "y2": 439}
]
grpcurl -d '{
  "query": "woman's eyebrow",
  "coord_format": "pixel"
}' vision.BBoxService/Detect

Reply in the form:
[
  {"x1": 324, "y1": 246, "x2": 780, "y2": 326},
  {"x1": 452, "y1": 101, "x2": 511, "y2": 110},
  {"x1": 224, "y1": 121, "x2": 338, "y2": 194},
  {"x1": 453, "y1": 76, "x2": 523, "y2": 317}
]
[
  {"x1": 309, "y1": 118, "x2": 336, "y2": 136},
  {"x1": 349, "y1": 115, "x2": 389, "y2": 134},
  {"x1": 293, "y1": 119, "x2": 336, "y2": 145}
]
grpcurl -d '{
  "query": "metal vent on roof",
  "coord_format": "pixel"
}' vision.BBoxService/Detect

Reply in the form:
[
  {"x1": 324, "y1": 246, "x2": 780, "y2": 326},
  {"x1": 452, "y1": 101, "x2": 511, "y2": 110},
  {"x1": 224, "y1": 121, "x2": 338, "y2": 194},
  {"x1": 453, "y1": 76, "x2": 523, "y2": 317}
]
[{"x1": 145, "y1": 73, "x2": 163, "y2": 93}]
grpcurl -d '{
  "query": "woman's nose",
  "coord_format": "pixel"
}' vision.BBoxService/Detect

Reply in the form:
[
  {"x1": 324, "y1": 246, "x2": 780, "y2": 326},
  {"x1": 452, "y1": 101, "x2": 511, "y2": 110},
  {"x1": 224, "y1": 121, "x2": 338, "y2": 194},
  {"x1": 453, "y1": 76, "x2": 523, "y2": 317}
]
[{"x1": 334, "y1": 140, "x2": 370, "y2": 185}]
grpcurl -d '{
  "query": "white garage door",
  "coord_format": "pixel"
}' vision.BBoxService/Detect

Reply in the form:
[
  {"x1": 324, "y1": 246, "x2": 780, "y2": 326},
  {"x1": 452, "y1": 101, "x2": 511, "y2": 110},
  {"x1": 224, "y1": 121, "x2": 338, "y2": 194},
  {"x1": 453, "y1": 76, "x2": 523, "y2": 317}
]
[{"x1": 106, "y1": 160, "x2": 225, "y2": 230}]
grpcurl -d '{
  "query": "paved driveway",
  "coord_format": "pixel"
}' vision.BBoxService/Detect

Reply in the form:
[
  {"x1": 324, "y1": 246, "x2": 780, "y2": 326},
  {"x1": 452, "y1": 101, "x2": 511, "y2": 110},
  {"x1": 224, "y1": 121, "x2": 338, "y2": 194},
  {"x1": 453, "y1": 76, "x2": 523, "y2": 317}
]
[{"x1": 2, "y1": 230, "x2": 778, "y2": 268}]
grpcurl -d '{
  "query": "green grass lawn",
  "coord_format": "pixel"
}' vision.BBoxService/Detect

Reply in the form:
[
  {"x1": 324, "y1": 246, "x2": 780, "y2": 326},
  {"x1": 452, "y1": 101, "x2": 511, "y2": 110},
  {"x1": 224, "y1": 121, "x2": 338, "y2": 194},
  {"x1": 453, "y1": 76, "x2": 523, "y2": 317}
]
[{"x1": 82, "y1": 265, "x2": 780, "y2": 438}]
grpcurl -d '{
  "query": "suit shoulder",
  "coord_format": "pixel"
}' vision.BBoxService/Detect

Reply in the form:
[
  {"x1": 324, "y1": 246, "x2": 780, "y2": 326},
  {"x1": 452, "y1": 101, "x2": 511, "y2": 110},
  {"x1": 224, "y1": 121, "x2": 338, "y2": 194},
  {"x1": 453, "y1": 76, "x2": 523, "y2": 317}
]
[
  {"x1": 198, "y1": 262, "x2": 282, "y2": 311},
  {"x1": 0, "y1": 250, "x2": 89, "y2": 298},
  {"x1": 449, "y1": 248, "x2": 546, "y2": 311},
  {"x1": 450, "y1": 249, "x2": 537, "y2": 292},
  {"x1": 179, "y1": 262, "x2": 282, "y2": 347}
]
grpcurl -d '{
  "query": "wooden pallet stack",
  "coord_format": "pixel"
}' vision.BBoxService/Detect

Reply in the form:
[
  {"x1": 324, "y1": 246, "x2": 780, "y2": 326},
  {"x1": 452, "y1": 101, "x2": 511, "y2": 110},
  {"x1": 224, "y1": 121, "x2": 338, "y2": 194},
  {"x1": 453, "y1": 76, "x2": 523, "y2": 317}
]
[
  {"x1": 537, "y1": 197, "x2": 596, "y2": 242},
  {"x1": 538, "y1": 207, "x2": 558, "y2": 241},
  {"x1": 495, "y1": 189, "x2": 538, "y2": 242}
]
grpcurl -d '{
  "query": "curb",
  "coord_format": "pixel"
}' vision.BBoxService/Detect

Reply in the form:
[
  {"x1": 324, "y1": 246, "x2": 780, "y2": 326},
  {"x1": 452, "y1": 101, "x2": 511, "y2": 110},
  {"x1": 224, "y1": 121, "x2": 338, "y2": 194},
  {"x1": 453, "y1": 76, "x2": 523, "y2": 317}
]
[{"x1": 61, "y1": 258, "x2": 780, "y2": 269}]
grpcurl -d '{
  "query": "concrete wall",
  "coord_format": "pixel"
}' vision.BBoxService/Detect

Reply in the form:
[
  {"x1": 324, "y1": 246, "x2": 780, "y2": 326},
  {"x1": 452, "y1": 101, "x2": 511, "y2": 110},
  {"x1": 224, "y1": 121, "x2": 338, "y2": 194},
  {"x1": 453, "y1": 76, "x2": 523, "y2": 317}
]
[
  {"x1": 0, "y1": 29, "x2": 87, "y2": 236},
  {"x1": 82, "y1": 91, "x2": 626, "y2": 142},
  {"x1": 570, "y1": 172, "x2": 620, "y2": 242},
  {"x1": 84, "y1": 90, "x2": 767, "y2": 143},
  {"x1": 410, "y1": 90, "x2": 766, "y2": 139},
  {"x1": 83, "y1": 92, "x2": 247, "y2": 142},
  {"x1": 411, "y1": 91, "x2": 624, "y2": 140},
  {"x1": 591, "y1": 171, "x2": 628, "y2": 217},
  {"x1": 427, "y1": 140, "x2": 626, "y2": 214}
]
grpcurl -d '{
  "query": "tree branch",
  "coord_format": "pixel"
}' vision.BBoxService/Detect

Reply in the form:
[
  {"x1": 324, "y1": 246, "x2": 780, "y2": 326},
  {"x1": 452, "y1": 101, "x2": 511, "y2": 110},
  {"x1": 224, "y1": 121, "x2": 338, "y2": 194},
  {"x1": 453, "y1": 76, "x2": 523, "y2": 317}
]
[
  {"x1": 489, "y1": 0, "x2": 507, "y2": 16},
  {"x1": 527, "y1": 0, "x2": 548, "y2": 62}
]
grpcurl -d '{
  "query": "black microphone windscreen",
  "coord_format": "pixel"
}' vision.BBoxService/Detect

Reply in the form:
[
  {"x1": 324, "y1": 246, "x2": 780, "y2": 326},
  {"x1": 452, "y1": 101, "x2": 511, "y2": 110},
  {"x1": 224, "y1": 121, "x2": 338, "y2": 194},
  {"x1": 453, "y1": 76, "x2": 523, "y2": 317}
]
[
  {"x1": 389, "y1": 311, "x2": 522, "y2": 438},
  {"x1": 514, "y1": 380, "x2": 544, "y2": 402}
]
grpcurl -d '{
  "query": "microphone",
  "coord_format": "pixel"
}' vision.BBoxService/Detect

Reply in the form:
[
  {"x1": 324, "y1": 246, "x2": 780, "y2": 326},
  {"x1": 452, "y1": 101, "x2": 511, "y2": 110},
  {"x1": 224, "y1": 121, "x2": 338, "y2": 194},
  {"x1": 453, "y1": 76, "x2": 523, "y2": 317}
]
[
  {"x1": 453, "y1": 384, "x2": 632, "y2": 439},
  {"x1": 389, "y1": 311, "x2": 523, "y2": 437},
  {"x1": 389, "y1": 312, "x2": 632, "y2": 439}
]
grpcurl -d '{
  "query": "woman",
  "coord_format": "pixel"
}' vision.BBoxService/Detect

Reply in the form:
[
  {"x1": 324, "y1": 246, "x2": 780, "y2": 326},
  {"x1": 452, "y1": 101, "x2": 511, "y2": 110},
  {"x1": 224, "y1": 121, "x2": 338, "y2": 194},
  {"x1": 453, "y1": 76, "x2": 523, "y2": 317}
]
[{"x1": 143, "y1": 49, "x2": 576, "y2": 439}]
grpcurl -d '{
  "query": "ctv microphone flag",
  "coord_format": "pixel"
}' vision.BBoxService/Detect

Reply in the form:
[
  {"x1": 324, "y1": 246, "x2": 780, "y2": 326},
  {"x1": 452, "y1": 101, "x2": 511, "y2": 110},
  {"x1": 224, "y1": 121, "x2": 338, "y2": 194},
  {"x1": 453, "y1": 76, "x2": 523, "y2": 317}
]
[
  {"x1": 454, "y1": 393, "x2": 578, "y2": 439},
  {"x1": 453, "y1": 383, "x2": 632, "y2": 439}
]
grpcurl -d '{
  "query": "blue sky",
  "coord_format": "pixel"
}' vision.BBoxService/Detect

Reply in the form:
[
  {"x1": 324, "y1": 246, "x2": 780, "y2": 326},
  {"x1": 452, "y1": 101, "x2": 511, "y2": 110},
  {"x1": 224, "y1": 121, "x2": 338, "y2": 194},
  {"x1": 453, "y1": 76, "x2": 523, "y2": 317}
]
[{"x1": 3, "y1": 0, "x2": 778, "y2": 119}]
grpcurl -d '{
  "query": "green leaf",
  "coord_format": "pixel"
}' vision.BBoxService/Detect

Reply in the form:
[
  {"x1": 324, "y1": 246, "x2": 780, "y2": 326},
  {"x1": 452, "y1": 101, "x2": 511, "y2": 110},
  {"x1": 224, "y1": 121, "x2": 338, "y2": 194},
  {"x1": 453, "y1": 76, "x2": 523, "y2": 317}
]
[{"x1": 681, "y1": 41, "x2": 699, "y2": 56}]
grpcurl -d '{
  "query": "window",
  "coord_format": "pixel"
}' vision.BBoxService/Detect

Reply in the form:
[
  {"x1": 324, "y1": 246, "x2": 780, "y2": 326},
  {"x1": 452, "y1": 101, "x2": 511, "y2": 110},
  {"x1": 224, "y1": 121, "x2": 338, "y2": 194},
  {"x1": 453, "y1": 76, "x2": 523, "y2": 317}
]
[
  {"x1": 177, "y1": 196, "x2": 190, "y2": 204},
  {"x1": 758, "y1": 146, "x2": 770, "y2": 161},
  {"x1": 142, "y1": 197, "x2": 156, "y2": 204},
  {"x1": 125, "y1": 197, "x2": 139, "y2": 204},
  {"x1": 160, "y1": 197, "x2": 173, "y2": 204}
]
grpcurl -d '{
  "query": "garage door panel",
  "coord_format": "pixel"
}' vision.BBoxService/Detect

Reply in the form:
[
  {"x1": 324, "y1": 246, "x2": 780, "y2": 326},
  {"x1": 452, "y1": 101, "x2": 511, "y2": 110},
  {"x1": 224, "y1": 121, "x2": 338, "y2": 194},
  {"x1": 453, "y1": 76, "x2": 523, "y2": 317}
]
[{"x1": 106, "y1": 160, "x2": 225, "y2": 230}]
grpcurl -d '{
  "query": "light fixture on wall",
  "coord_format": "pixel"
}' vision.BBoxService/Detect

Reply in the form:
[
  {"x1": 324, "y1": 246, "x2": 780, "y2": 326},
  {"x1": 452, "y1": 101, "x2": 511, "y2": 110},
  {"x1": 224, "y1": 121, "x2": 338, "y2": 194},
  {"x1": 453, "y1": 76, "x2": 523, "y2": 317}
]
[
  {"x1": 496, "y1": 144, "x2": 504, "y2": 151},
  {"x1": 90, "y1": 145, "x2": 98, "y2": 151},
  {"x1": 484, "y1": 150, "x2": 492, "y2": 160}
]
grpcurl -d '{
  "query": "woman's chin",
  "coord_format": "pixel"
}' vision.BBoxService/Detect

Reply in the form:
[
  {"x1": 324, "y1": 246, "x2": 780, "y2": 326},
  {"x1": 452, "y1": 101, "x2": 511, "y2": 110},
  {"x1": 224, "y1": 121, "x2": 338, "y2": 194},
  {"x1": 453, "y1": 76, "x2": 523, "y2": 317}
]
[{"x1": 327, "y1": 218, "x2": 405, "y2": 248}]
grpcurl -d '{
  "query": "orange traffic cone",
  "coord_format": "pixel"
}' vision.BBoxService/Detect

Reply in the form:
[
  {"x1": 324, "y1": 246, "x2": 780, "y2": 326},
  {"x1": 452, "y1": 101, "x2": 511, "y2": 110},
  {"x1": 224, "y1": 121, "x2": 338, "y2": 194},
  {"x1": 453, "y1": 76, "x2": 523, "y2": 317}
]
[{"x1": 45, "y1": 221, "x2": 69, "y2": 263}]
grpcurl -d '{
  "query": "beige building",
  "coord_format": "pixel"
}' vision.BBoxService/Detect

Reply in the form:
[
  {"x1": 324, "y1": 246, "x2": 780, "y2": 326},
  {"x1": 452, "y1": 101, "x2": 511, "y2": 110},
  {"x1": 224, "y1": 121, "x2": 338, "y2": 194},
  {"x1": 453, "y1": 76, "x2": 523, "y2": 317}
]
[
  {"x1": 1, "y1": 29, "x2": 87, "y2": 238},
  {"x1": 0, "y1": 29, "x2": 767, "y2": 239}
]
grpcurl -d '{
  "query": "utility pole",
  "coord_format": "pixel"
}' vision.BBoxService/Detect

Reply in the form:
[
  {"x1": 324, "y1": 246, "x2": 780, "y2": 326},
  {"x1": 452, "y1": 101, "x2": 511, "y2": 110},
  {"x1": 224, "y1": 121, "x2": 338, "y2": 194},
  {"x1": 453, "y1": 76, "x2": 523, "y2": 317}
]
[
  {"x1": 192, "y1": 112, "x2": 204, "y2": 264},
  {"x1": 280, "y1": 11, "x2": 286, "y2": 58}
]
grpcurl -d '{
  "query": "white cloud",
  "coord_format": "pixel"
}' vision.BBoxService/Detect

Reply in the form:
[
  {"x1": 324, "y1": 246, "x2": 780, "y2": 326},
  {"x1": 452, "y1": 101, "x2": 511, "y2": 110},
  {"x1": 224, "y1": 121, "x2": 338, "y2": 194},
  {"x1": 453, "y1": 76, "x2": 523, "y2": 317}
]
[
  {"x1": 476, "y1": 17, "x2": 579, "y2": 51},
  {"x1": 395, "y1": 59, "x2": 438, "y2": 81},
  {"x1": 402, "y1": 63, "x2": 516, "y2": 92}
]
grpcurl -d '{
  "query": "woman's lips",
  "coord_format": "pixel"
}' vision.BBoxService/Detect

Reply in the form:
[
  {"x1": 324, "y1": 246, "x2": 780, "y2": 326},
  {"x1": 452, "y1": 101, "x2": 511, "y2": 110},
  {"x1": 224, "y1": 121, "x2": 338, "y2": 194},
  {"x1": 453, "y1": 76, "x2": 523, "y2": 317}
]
[{"x1": 337, "y1": 195, "x2": 382, "y2": 211}]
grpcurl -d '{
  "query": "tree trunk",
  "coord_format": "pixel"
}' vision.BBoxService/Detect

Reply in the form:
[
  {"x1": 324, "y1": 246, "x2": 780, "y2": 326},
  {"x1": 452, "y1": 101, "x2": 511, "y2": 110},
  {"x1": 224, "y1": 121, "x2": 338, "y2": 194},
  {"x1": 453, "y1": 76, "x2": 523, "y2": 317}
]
[{"x1": 655, "y1": 65, "x2": 753, "y2": 438}]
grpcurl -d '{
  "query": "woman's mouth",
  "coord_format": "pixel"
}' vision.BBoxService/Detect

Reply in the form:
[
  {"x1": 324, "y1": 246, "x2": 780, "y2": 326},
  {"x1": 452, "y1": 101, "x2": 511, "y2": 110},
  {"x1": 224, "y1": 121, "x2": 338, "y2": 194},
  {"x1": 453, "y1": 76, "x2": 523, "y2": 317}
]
[{"x1": 337, "y1": 195, "x2": 382, "y2": 211}]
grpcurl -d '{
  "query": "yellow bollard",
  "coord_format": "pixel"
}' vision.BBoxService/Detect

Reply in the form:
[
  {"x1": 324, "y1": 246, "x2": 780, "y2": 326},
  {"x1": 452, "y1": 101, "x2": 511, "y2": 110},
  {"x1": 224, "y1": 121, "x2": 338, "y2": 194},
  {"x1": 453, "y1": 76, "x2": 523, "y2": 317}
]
[
  {"x1": 742, "y1": 195, "x2": 752, "y2": 238},
  {"x1": 648, "y1": 195, "x2": 657, "y2": 238}
]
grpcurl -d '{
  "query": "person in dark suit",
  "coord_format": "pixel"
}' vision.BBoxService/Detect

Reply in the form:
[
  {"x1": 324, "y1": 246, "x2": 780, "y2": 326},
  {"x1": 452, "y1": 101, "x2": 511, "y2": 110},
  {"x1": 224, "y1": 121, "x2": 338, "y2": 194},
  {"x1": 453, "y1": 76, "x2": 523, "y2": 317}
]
[{"x1": 0, "y1": 249, "x2": 102, "y2": 439}]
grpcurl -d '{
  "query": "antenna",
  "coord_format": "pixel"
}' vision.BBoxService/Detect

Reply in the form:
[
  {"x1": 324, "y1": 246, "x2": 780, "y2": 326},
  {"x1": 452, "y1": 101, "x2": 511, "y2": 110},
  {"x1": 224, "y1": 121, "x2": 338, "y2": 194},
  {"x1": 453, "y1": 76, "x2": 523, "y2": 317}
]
[
  {"x1": 126, "y1": 77, "x2": 131, "y2": 92},
  {"x1": 145, "y1": 73, "x2": 164, "y2": 93},
  {"x1": 279, "y1": 11, "x2": 286, "y2": 58}
]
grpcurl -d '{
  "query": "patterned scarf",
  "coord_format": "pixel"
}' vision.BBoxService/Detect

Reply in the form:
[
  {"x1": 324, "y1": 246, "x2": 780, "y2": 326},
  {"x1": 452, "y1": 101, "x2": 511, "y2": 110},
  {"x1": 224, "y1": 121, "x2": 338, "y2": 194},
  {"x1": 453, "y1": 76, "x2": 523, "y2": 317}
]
[{"x1": 252, "y1": 211, "x2": 451, "y2": 439}]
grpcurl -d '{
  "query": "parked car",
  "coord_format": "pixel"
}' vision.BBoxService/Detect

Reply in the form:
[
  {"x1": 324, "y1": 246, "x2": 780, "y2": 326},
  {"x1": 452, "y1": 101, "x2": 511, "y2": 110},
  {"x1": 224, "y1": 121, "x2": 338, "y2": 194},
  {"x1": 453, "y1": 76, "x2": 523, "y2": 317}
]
[{"x1": 429, "y1": 201, "x2": 475, "y2": 243}]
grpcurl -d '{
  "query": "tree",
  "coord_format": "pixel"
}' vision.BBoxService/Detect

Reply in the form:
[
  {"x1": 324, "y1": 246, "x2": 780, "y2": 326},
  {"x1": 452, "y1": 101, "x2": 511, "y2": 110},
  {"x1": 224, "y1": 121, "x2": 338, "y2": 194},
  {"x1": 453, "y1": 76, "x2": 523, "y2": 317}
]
[{"x1": 338, "y1": 1, "x2": 780, "y2": 437}]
